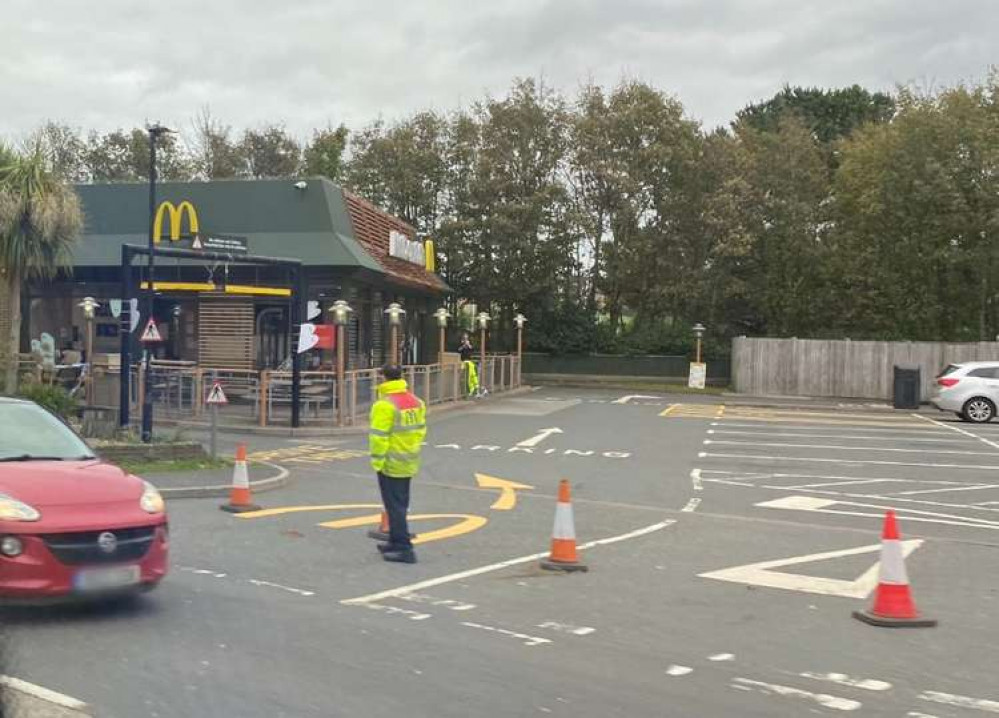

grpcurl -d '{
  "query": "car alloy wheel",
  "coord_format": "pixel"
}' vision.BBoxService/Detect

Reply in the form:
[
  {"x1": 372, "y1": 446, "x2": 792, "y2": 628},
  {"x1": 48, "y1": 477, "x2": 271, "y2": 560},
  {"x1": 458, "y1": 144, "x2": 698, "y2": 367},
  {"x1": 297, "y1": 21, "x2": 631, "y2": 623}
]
[{"x1": 964, "y1": 398, "x2": 995, "y2": 423}]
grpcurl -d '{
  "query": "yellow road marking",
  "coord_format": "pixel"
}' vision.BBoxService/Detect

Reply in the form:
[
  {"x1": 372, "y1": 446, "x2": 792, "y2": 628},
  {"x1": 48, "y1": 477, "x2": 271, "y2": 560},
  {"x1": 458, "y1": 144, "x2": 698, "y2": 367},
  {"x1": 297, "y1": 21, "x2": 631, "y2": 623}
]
[
  {"x1": 320, "y1": 513, "x2": 384, "y2": 529},
  {"x1": 474, "y1": 473, "x2": 534, "y2": 510},
  {"x1": 659, "y1": 404, "x2": 680, "y2": 417},
  {"x1": 235, "y1": 503, "x2": 381, "y2": 520},
  {"x1": 409, "y1": 514, "x2": 489, "y2": 545}
]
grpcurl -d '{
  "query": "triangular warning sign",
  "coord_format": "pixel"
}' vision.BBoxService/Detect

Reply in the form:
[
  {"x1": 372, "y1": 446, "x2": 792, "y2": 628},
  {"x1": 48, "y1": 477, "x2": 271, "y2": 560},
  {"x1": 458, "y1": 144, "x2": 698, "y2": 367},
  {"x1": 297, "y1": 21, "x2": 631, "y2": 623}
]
[
  {"x1": 191, "y1": 235, "x2": 204, "y2": 250},
  {"x1": 140, "y1": 318, "x2": 163, "y2": 343},
  {"x1": 699, "y1": 540, "x2": 923, "y2": 599},
  {"x1": 205, "y1": 383, "x2": 228, "y2": 405}
]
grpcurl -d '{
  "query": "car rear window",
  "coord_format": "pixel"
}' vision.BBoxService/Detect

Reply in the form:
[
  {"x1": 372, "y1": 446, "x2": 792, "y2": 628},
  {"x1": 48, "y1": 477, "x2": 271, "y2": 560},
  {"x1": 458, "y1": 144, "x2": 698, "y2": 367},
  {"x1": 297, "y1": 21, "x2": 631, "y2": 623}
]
[
  {"x1": 968, "y1": 368, "x2": 999, "y2": 378},
  {"x1": 938, "y1": 364, "x2": 962, "y2": 378}
]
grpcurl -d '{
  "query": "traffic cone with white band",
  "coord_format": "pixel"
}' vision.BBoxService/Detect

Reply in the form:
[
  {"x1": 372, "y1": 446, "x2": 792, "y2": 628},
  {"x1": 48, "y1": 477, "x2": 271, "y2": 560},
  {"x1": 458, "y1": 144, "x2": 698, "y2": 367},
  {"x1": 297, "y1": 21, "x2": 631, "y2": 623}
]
[
  {"x1": 220, "y1": 444, "x2": 260, "y2": 513},
  {"x1": 853, "y1": 510, "x2": 936, "y2": 628},
  {"x1": 541, "y1": 480, "x2": 588, "y2": 572},
  {"x1": 368, "y1": 511, "x2": 391, "y2": 541}
]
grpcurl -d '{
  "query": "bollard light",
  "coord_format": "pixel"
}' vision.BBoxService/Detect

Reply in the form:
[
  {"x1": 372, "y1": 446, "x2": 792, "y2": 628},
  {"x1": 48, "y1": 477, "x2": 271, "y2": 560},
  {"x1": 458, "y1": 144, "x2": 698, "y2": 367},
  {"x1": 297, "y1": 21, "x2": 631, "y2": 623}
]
[
  {"x1": 476, "y1": 312, "x2": 491, "y2": 331},
  {"x1": 693, "y1": 322, "x2": 706, "y2": 339},
  {"x1": 79, "y1": 297, "x2": 100, "y2": 320},
  {"x1": 329, "y1": 299, "x2": 354, "y2": 326},
  {"x1": 385, "y1": 302, "x2": 406, "y2": 325},
  {"x1": 513, "y1": 313, "x2": 527, "y2": 329},
  {"x1": 434, "y1": 307, "x2": 451, "y2": 329}
]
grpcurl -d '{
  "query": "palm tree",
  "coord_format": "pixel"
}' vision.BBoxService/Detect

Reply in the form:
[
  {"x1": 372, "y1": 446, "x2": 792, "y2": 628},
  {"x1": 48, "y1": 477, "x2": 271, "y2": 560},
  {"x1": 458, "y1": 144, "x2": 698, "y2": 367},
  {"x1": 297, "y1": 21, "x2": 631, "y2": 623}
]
[{"x1": 0, "y1": 144, "x2": 83, "y2": 393}]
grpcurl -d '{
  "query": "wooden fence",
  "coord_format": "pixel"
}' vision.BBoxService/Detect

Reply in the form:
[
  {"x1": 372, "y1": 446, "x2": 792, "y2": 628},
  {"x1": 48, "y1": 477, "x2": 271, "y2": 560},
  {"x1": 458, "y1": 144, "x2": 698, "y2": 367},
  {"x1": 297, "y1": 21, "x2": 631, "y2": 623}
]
[{"x1": 731, "y1": 337, "x2": 999, "y2": 400}]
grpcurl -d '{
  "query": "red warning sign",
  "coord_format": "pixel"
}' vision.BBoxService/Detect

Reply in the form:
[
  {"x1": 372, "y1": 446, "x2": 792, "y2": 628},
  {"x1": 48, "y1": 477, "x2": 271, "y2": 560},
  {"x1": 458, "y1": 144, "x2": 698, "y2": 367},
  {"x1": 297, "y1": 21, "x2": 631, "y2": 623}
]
[
  {"x1": 140, "y1": 318, "x2": 163, "y2": 343},
  {"x1": 206, "y1": 383, "x2": 228, "y2": 406}
]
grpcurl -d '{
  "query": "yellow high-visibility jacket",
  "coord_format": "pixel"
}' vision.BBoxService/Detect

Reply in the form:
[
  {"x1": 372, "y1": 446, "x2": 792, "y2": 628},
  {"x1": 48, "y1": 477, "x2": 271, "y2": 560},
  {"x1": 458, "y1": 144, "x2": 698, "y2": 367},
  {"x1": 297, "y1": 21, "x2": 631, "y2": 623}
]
[{"x1": 369, "y1": 379, "x2": 427, "y2": 478}]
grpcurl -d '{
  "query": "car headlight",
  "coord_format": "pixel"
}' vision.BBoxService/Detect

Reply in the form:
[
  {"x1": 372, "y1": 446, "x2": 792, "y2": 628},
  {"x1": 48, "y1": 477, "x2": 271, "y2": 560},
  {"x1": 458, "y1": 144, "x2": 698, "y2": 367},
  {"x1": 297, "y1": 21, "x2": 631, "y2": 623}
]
[
  {"x1": 0, "y1": 493, "x2": 41, "y2": 522},
  {"x1": 140, "y1": 482, "x2": 165, "y2": 514}
]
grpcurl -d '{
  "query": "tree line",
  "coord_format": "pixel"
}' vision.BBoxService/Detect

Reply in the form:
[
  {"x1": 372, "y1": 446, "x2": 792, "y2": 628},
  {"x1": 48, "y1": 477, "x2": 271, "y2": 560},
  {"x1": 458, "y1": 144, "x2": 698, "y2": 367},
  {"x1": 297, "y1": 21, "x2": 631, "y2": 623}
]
[{"x1": 11, "y1": 71, "x2": 999, "y2": 357}]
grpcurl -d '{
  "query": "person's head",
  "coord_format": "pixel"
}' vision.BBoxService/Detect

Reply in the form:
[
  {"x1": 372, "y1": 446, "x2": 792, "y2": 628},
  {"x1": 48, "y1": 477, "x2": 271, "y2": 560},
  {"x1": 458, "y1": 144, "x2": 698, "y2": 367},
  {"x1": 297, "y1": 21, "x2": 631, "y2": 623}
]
[
  {"x1": 461, "y1": 332, "x2": 469, "y2": 342},
  {"x1": 381, "y1": 364, "x2": 403, "y2": 382}
]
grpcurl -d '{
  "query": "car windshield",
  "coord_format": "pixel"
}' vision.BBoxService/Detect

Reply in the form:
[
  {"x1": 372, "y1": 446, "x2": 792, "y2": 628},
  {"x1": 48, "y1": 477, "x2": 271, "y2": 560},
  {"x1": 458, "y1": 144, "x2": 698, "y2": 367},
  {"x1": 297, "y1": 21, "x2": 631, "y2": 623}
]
[{"x1": 0, "y1": 402, "x2": 95, "y2": 461}]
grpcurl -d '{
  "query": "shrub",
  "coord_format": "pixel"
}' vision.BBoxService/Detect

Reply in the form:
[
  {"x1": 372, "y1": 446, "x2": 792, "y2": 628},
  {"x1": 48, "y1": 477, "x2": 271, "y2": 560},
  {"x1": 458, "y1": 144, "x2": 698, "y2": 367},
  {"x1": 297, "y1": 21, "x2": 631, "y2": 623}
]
[{"x1": 17, "y1": 383, "x2": 79, "y2": 419}]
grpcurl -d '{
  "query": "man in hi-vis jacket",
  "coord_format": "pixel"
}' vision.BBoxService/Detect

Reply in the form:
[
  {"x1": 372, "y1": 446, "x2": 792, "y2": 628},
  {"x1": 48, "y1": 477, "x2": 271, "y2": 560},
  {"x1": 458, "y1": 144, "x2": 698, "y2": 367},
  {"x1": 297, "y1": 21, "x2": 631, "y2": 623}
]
[{"x1": 369, "y1": 365, "x2": 427, "y2": 564}]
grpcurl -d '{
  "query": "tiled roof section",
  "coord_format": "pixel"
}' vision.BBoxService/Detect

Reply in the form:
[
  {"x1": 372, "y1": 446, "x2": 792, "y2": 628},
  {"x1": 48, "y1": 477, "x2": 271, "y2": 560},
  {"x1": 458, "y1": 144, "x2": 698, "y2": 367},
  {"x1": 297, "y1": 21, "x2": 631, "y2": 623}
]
[{"x1": 343, "y1": 191, "x2": 448, "y2": 293}]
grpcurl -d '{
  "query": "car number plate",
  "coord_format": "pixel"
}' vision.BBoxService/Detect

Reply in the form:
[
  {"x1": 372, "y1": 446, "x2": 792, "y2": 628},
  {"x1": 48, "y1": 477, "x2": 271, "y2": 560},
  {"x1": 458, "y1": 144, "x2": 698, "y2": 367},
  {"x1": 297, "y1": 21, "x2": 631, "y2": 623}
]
[{"x1": 74, "y1": 565, "x2": 141, "y2": 592}]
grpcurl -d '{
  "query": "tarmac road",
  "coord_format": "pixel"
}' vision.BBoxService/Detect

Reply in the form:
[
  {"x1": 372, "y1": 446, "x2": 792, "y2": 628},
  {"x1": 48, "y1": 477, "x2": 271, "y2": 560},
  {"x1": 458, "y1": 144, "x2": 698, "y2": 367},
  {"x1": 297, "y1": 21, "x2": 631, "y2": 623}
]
[{"x1": 4, "y1": 387, "x2": 999, "y2": 717}]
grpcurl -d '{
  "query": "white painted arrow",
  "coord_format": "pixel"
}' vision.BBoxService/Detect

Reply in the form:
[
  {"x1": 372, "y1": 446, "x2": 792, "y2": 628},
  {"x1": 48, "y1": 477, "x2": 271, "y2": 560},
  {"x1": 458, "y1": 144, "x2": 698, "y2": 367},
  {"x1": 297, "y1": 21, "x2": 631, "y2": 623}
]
[
  {"x1": 516, "y1": 427, "x2": 563, "y2": 448},
  {"x1": 612, "y1": 395, "x2": 659, "y2": 405}
]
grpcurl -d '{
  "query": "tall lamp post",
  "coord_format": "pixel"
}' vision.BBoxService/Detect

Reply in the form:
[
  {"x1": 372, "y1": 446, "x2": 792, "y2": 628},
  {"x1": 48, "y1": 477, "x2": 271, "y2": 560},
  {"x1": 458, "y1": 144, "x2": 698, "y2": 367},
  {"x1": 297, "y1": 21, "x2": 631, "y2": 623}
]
[
  {"x1": 384, "y1": 302, "x2": 406, "y2": 365},
  {"x1": 142, "y1": 123, "x2": 174, "y2": 443},
  {"x1": 693, "y1": 323, "x2": 706, "y2": 364},
  {"x1": 79, "y1": 297, "x2": 99, "y2": 406},
  {"x1": 476, "y1": 311, "x2": 490, "y2": 394},
  {"x1": 513, "y1": 313, "x2": 527, "y2": 387},
  {"x1": 329, "y1": 300, "x2": 353, "y2": 427}
]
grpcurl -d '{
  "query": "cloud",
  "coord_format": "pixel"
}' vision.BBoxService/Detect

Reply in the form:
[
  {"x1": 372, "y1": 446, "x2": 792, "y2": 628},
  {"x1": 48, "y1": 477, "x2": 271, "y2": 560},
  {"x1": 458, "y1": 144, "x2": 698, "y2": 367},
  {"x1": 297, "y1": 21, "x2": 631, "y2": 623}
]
[{"x1": 1, "y1": 0, "x2": 995, "y2": 140}]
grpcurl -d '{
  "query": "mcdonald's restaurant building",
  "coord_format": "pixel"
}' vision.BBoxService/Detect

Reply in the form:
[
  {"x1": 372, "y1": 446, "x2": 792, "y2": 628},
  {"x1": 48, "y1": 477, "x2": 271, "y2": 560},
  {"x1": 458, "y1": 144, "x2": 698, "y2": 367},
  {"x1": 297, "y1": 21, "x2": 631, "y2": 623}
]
[{"x1": 22, "y1": 178, "x2": 449, "y2": 372}]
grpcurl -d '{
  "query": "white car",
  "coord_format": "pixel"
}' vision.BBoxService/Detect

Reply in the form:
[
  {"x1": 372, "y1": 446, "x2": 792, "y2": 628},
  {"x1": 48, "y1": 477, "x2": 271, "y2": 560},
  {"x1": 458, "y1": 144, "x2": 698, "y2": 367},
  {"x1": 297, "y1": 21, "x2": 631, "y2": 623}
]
[{"x1": 930, "y1": 361, "x2": 999, "y2": 423}]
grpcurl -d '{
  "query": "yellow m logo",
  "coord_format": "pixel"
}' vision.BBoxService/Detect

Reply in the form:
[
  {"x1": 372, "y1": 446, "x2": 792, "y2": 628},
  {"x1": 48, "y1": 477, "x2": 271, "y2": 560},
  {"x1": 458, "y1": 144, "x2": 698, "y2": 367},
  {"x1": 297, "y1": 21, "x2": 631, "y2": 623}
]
[
  {"x1": 424, "y1": 239, "x2": 436, "y2": 273},
  {"x1": 153, "y1": 201, "x2": 199, "y2": 244}
]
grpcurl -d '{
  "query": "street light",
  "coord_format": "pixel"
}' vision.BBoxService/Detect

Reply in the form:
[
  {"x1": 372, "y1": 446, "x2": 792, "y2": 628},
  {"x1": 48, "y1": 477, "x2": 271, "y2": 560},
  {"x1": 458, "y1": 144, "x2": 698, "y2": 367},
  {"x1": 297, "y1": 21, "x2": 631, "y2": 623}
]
[
  {"x1": 142, "y1": 123, "x2": 174, "y2": 443},
  {"x1": 692, "y1": 323, "x2": 706, "y2": 364},
  {"x1": 329, "y1": 300, "x2": 353, "y2": 426},
  {"x1": 384, "y1": 302, "x2": 406, "y2": 365},
  {"x1": 513, "y1": 313, "x2": 527, "y2": 387},
  {"x1": 171, "y1": 304, "x2": 182, "y2": 359},
  {"x1": 78, "y1": 297, "x2": 99, "y2": 406},
  {"x1": 476, "y1": 312, "x2": 491, "y2": 393}
]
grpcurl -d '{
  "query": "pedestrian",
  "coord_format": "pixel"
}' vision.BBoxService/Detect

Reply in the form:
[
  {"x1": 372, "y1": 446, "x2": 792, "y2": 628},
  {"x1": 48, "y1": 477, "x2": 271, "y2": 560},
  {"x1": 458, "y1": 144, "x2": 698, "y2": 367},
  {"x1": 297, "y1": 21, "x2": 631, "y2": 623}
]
[
  {"x1": 458, "y1": 332, "x2": 479, "y2": 396},
  {"x1": 369, "y1": 364, "x2": 427, "y2": 563}
]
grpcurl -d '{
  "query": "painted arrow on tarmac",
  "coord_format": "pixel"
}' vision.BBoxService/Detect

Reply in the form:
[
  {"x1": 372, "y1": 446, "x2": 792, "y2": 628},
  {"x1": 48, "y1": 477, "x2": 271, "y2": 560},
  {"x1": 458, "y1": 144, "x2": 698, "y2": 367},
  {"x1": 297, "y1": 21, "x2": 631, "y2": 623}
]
[
  {"x1": 516, "y1": 427, "x2": 563, "y2": 448},
  {"x1": 612, "y1": 395, "x2": 659, "y2": 405},
  {"x1": 475, "y1": 473, "x2": 535, "y2": 510}
]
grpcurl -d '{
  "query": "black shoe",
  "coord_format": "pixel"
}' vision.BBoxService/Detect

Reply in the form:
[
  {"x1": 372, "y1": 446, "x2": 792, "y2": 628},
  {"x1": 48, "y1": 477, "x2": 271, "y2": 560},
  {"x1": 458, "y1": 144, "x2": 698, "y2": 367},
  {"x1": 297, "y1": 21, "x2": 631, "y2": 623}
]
[
  {"x1": 377, "y1": 543, "x2": 398, "y2": 554},
  {"x1": 382, "y1": 550, "x2": 417, "y2": 564}
]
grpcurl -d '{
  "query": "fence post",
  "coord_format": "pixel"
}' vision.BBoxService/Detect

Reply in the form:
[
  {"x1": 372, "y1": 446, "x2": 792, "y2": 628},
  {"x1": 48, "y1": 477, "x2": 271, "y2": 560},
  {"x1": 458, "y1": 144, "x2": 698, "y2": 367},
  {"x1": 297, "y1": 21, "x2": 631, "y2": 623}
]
[
  {"x1": 194, "y1": 368, "x2": 204, "y2": 417},
  {"x1": 259, "y1": 370, "x2": 270, "y2": 428},
  {"x1": 137, "y1": 364, "x2": 146, "y2": 424}
]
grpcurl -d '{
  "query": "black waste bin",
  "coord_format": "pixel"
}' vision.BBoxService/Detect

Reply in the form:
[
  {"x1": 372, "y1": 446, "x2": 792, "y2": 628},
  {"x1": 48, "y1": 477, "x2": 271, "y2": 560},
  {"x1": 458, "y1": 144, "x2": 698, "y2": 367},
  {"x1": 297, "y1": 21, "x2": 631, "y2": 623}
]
[{"x1": 893, "y1": 364, "x2": 921, "y2": 410}]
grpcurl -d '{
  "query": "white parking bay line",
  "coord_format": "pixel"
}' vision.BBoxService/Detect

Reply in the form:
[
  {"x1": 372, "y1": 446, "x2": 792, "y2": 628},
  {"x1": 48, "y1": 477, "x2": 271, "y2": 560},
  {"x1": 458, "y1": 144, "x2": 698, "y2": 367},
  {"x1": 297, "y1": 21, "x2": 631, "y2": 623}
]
[
  {"x1": 341, "y1": 520, "x2": 675, "y2": 605},
  {"x1": 703, "y1": 439, "x2": 998, "y2": 456},
  {"x1": 895, "y1": 484, "x2": 999, "y2": 496},
  {"x1": 712, "y1": 422, "x2": 948, "y2": 435},
  {"x1": 730, "y1": 677, "x2": 862, "y2": 711},
  {"x1": 798, "y1": 672, "x2": 892, "y2": 692},
  {"x1": 699, "y1": 452, "x2": 999, "y2": 471},
  {"x1": 919, "y1": 690, "x2": 999, "y2": 713},
  {"x1": 707, "y1": 429, "x2": 971, "y2": 443},
  {"x1": 916, "y1": 414, "x2": 999, "y2": 452}
]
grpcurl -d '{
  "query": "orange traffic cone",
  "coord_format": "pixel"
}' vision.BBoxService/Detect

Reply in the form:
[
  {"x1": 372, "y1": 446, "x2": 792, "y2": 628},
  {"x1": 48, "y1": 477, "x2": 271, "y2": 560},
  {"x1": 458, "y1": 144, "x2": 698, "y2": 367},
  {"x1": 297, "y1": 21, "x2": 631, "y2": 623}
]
[
  {"x1": 220, "y1": 444, "x2": 261, "y2": 513},
  {"x1": 540, "y1": 480, "x2": 588, "y2": 572},
  {"x1": 367, "y1": 511, "x2": 415, "y2": 541},
  {"x1": 367, "y1": 511, "x2": 391, "y2": 541},
  {"x1": 853, "y1": 510, "x2": 936, "y2": 628}
]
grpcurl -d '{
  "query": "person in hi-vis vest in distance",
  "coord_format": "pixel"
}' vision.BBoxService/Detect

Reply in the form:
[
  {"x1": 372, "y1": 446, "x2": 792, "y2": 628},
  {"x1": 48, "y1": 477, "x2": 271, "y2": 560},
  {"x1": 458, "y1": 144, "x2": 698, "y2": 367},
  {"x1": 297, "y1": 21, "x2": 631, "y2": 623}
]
[
  {"x1": 369, "y1": 364, "x2": 427, "y2": 564},
  {"x1": 458, "y1": 332, "x2": 480, "y2": 397}
]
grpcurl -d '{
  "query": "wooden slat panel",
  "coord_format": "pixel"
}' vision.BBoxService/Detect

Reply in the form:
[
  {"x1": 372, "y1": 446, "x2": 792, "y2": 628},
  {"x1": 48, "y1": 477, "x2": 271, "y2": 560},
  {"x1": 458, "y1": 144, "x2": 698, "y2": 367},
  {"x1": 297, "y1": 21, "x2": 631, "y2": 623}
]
[{"x1": 198, "y1": 300, "x2": 255, "y2": 371}]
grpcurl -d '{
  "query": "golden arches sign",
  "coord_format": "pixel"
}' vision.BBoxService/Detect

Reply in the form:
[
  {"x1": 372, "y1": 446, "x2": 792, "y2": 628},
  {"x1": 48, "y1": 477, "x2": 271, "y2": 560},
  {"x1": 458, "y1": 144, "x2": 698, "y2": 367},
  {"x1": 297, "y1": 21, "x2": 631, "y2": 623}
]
[{"x1": 153, "y1": 200, "x2": 199, "y2": 244}]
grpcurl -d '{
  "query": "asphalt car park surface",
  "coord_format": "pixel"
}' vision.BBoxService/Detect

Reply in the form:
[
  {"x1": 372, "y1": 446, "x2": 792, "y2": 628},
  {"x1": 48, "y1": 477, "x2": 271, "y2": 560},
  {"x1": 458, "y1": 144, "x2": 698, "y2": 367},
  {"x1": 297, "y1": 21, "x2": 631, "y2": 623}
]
[{"x1": 4, "y1": 387, "x2": 999, "y2": 717}]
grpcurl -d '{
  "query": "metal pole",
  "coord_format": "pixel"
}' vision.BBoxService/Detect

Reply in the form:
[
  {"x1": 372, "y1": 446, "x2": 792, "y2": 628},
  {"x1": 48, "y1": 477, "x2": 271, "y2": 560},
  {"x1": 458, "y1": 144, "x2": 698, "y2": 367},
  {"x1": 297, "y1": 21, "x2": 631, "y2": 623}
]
[
  {"x1": 439, "y1": 325, "x2": 446, "y2": 402},
  {"x1": 480, "y1": 327, "x2": 486, "y2": 394},
  {"x1": 517, "y1": 326, "x2": 523, "y2": 387},
  {"x1": 119, "y1": 245, "x2": 132, "y2": 428},
  {"x1": 390, "y1": 325, "x2": 398, "y2": 365},
  {"x1": 141, "y1": 130, "x2": 157, "y2": 443},
  {"x1": 290, "y1": 267, "x2": 304, "y2": 428},
  {"x1": 696, "y1": 337, "x2": 702, "y2": 364},
  {"x1": 85, "y1": 315, "x2": 94, "y2": 406},
  {"x1": 210, "y1": 404, "x2": 218, "y2": 459},
  {"x1": 336, "y1": 324, "x2": 345, "y2": 427}
]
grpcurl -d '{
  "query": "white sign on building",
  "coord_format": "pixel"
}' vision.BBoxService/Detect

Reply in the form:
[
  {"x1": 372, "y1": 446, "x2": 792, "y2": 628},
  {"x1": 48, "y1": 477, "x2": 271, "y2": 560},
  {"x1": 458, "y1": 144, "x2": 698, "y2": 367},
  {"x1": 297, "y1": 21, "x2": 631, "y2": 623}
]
[{"x1": 388, "y1": 230, "x2": 426, "y2": 266}]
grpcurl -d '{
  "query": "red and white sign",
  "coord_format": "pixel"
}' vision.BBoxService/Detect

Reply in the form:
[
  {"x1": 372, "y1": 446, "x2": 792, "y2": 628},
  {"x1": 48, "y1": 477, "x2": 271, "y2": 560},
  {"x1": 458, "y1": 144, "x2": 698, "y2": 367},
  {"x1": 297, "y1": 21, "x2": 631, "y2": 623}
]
[
  {"x1": 205, "y1": 383, "x2": 228, "y2": 406},
  {"x1": 140, "y1": 318, "x2": 163, "y2": 343}
]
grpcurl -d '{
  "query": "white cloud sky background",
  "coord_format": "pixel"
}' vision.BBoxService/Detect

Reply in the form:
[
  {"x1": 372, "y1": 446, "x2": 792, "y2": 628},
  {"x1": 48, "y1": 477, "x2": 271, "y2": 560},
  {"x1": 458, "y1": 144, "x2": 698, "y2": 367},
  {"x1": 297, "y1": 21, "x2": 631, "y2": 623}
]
[{"x1": 2, "y1": 0, "x2": 996, "y2": 141}]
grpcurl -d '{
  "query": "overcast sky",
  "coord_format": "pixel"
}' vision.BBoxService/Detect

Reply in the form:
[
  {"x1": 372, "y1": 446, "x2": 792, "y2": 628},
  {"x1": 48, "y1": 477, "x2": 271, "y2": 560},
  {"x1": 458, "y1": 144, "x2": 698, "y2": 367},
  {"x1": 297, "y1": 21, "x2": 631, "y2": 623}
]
[{"x1": 2, "y1": 0, "x2": 996, "y2": 141}]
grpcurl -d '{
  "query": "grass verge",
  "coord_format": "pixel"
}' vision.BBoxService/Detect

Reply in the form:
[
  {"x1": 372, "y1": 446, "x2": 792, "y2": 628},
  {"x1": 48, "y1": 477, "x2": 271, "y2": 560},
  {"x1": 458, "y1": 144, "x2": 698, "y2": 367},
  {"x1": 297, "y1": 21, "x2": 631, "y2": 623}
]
[{"x1": 117, "y1": 456, "x2": 233, "y2": 475}]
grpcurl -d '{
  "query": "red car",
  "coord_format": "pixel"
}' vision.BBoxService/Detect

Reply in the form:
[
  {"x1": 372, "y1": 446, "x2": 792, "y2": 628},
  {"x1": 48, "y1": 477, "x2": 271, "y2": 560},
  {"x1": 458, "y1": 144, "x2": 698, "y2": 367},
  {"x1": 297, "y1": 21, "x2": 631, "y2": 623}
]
[{"x1": 0, "y1": 397, "x2": 168, "y2": 601}]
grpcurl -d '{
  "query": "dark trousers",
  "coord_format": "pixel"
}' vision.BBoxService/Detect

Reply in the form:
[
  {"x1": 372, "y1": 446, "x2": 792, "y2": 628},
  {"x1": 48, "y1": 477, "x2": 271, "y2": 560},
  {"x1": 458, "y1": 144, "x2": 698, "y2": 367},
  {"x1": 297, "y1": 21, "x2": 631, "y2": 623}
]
[{"x1": 378, "y1": 473, "x2": 413, "y2": 550}]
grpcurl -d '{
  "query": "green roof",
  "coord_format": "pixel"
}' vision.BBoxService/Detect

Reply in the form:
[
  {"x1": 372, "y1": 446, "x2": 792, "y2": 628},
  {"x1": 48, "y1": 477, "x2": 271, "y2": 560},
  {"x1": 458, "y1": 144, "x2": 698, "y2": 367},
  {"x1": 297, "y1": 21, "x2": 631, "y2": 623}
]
[{"x1": 72, "y1": 178, "x2": 382, "y2": 272}]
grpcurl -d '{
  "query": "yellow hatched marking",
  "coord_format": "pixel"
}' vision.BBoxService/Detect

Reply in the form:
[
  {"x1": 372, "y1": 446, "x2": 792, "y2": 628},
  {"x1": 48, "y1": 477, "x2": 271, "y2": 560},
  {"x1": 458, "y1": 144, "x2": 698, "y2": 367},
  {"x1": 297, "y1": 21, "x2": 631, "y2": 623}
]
[{"x1": 247, "y1": 446, "x2": 365, "y2": 464}]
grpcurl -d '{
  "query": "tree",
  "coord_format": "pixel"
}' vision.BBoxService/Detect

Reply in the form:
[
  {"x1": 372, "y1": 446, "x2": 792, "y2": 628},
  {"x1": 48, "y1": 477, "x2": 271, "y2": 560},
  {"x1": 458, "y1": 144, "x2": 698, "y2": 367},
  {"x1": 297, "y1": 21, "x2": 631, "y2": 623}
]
[
  {"x1": 240, "y1": 125, "x2": 301, "y2": 178},
  {"x1": 28, "y1": 122, "x2": 87, "y2": 182},
  {"x1": 303, "y1": 124, "x2": 349, "y2": 182},
  {"x1": 737, "y1": 85, "x2": 895, "y2": 144},
  {"x1": 190, "y1": 109, "x2": 245, "y2": 180},
  {"x1": 0, "y1": 145, "x2": 83, "y2": 392}
]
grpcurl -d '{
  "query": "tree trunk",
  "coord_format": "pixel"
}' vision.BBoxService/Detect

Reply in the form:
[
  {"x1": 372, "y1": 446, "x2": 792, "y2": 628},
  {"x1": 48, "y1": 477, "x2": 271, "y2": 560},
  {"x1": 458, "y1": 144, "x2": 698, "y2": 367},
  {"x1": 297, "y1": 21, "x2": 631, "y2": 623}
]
[{"x1": 4, "y1": 272, "x2": 22, "y2": 394}]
